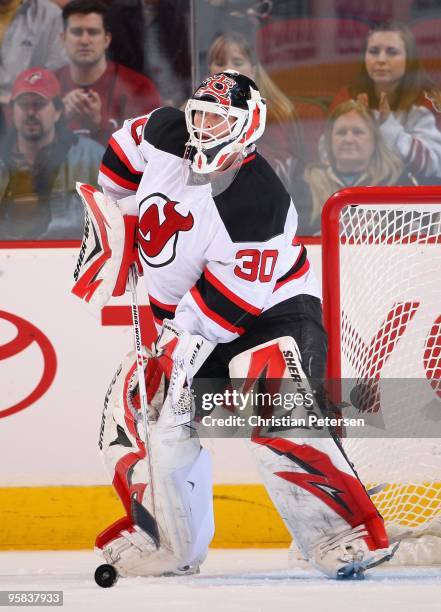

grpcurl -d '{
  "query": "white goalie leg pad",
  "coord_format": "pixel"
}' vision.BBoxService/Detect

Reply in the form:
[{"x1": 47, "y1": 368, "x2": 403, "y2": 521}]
[
  {"x1": 150, "y1": 440, "x2": 214, "y2": 571},
  {"x1": 72, "y1": 183, "x2": 140, "y2": 314},
  {"x1": 99, "y1": 446, "x2": 214, "y2": 577},
  {"x1": 97, "y1": 349, "x2": 214, "y2": 576},
  {"x1": 229, "y1": 337, "x2": 394, "y2": 578}
]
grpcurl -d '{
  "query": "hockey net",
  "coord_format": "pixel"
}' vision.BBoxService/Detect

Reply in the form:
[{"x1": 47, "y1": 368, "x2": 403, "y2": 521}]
[{"x1": 321, "y1": 187, "x2": 441, "y2": 565}]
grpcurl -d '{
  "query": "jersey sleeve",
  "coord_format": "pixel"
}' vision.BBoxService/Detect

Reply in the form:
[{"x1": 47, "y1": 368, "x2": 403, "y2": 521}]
[
  {"x1": 379, "y1": 107, "x2": 441, "y2": 178},
  {"x1": 172, "y1": 205, "x2": 298, "y2": 344},
  {"x1": 98, "y1": 114, "x2": 153, "y2": 200}
]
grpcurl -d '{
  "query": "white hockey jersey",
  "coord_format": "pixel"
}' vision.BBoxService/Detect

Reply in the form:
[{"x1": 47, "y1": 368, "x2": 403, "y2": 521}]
[{"x1": 98, "y1": 107, "x2": 320, "y2": 344}]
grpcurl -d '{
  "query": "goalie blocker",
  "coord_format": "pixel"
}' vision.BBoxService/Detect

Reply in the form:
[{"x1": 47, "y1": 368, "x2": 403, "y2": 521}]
[
  {"x1": 72, "y1": 183, "x2": 142, "y2": 312},
  {"x1": 97, "y1": 315, "x2": 396, "y2": 579}
]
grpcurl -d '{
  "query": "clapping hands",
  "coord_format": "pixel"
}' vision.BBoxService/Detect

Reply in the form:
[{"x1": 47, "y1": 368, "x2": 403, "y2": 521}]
[
  {"x1": 63, "y1": 88, "x2": 102, "y2": 131},
  {"x1": 356, "y1": 91, "x2": 391, "y2": 122}
]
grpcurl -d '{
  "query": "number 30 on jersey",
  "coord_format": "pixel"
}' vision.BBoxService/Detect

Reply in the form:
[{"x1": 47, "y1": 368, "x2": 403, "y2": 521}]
[{"x1": 234, "y1": 249, "x2": 278, "y2": 283}]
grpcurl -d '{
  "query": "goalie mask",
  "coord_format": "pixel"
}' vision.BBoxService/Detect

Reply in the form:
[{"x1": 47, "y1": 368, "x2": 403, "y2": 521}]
[{"x1": 184, "y1": 71, "x2": 266, "y2": 174}]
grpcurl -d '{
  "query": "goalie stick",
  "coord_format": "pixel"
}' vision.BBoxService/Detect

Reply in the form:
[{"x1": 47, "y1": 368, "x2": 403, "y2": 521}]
[
  {"x1": 128, "y1": 265, "x2": 157, "y2": 522},
  {"x1": 95, "y1": 267, "x2": 159, "y2": 589}
]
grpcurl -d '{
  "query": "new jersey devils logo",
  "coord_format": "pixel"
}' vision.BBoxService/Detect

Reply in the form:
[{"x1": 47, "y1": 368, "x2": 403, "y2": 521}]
[
  {"x1": 0, "y1": 310, "x2": 57, "y2": 418},
  {"x1": 138, "y1": 193, "x2": 194, "y2": 267}
]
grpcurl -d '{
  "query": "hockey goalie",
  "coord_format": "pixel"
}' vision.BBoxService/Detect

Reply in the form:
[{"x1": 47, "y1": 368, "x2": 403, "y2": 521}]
[{"x1": 72, "y1": 71, "x2": 397, "y2": 584}]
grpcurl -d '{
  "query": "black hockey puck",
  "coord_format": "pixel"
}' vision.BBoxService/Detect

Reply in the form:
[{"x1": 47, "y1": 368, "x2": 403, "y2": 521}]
[
  {"x1": 94, "y1": 564, "x2": 118, "y2": 588},
  {"x1": 336, "y1": 565, "x2": 365, "y2": 580}
]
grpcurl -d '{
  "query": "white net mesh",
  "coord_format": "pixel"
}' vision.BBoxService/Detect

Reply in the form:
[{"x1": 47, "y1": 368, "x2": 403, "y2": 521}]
[{"x1": 333, "y1": 202, "x2": 441, "y2": 563}]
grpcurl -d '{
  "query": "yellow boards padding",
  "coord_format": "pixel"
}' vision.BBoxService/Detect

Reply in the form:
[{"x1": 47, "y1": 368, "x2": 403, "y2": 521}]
[{"x1": 0, "y1": 485, "x2": 290, "y2": 550}]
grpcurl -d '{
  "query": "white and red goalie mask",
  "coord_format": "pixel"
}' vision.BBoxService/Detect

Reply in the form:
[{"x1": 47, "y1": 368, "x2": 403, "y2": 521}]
[{"x1": 184, "y1": 71, "x2": 266, "y2": 174}]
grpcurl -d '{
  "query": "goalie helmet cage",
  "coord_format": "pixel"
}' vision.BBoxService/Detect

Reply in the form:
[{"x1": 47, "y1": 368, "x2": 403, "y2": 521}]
[{"x1": 321, "y1": 186, "x2": 441, "y2": 565}]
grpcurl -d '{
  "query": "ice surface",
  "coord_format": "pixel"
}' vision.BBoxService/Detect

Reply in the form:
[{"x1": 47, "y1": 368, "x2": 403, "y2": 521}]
[{"x1": 0, "y1": 549, "x2": 440, "y2": 612}]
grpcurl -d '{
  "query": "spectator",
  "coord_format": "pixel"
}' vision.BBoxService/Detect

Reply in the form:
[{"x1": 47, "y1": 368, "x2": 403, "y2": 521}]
[
  {"x1": 0, "y1": 0, "x2": 67, "y2": 103},
  {"x1": 56, "y1": 0, "x2": 162, "y2": 146},
  {"x1": 0, "y1": 67, "x2": 104, "y2": 240},
  {"x1": 328, "y1": 21, "x2": 441, "y2": 181},
  {"x1": 197, "y1": 0, "x2": 266, "y2": 71},
  {"x1": 138, "y1": 0, "x2": 191, "y2": 107},
  {"x1": 101, "y1": 0, "x2": 191, "y2": 107},
  {"x1": 299, "y1": 100, "x2": 407, "y2": 235},
  {"x1": 208, "y1": 31, "x2": 304, "y2": 195}
]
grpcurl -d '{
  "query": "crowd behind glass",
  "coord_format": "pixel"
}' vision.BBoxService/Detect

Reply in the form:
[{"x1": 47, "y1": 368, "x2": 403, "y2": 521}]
[{"x1": 0, "y1": 0, "x2": 440, "y2": 240}]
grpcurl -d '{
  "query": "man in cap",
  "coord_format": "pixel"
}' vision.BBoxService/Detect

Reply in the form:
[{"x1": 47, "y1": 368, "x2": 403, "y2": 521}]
[{"x1": 0, "y1": 67, "x2": 103, "y2": 239}]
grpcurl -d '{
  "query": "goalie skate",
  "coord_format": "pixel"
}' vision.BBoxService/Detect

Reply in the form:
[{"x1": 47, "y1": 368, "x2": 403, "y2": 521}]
[{"x1": 311, "y1": 524, "x2": 399, "y2": 579}]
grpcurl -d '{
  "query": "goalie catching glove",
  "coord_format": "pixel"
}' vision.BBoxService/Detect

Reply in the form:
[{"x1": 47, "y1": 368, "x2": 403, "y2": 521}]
[{"x1": 72, "y1": 183, "x2": 142, "y2": 313}]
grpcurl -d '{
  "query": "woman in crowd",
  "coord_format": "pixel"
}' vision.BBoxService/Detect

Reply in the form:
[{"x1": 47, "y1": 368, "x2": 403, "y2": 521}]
[
  {"x1": 300, "y1": 100, "x2": 409, "y2": 234},
  {"x1": 329, "y1": 21, "x2": 441, "y2": 181},
  {"x1": 208, "y1": 32, "x2": 304, "y2": 193}
]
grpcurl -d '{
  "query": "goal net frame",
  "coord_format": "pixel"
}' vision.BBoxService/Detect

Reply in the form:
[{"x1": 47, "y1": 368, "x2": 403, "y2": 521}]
[{"x1": 320, "y1": 186, "x2": 441, "y2": 565}]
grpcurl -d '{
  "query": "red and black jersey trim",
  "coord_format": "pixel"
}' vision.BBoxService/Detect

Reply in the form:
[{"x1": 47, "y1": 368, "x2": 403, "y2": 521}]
[
  {"x1": 273, "y1": 244, "x2": 309, "y2": 291},
  {"x1": 100, "y1": 137, "x2": 143, "y2": 191},
  {"x1": 190, "y1": 268, "x2": 262, "y2": 335},
  {"x1": 148, "y1": 294, "x2": 177, "y2": 326}
]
